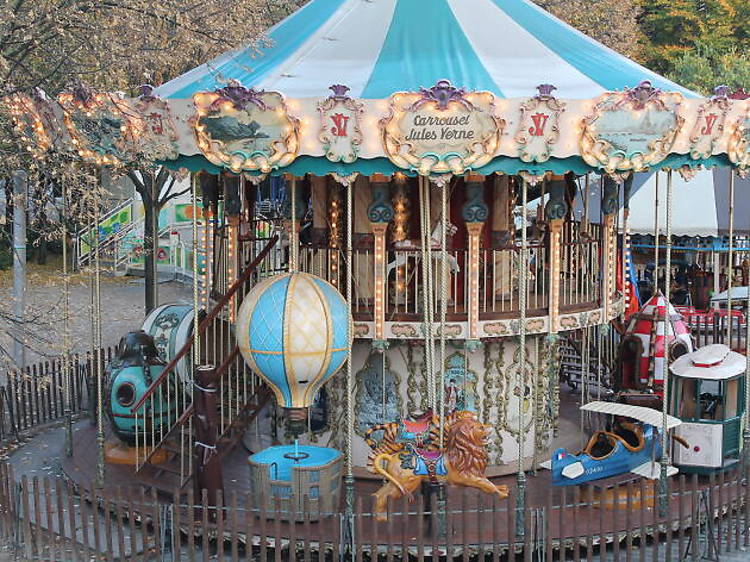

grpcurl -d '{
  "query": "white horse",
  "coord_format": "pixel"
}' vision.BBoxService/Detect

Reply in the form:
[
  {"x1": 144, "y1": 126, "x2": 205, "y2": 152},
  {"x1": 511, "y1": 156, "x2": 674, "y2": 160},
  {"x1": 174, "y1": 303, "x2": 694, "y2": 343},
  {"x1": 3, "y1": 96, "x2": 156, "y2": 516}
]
[{"x1": 387, "y1": 220, "x2": 460, "y2": 285}]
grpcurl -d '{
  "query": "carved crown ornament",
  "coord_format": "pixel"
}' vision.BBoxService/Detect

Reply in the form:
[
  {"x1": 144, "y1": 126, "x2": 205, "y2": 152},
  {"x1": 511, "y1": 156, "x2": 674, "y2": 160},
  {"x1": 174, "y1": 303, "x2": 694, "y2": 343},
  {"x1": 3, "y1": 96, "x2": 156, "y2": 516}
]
[
  {"x1": 380, "y1": 79, "x2": 505, "y2": 176},
  {"x1": 191, "y1": 80, "x2": 300, "y2": 174},
  {"x1": 580, "y1": 81, "x2": 685, "y2": 173},
  {"x1": 514, "y1": 84, "x2": 566, "y2": 164}
]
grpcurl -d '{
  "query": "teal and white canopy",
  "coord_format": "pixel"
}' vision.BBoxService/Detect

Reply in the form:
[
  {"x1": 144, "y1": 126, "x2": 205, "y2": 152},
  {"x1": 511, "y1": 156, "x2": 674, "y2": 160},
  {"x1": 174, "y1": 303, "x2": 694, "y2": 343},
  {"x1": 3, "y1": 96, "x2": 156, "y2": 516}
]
[
  {"x1": 156, "y1": 0, "x2": 694, "y2": 100},
  {"x1": 17, "y1": 0, "x2": 745, "y2": 177}
]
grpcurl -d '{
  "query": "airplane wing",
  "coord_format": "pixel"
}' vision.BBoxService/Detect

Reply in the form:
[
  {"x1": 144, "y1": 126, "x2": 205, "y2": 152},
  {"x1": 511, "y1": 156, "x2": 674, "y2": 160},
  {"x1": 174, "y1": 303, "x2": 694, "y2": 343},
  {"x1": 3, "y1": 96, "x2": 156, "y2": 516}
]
[
  {"x1": 630, "y1": 462, "x2": 679, "y2": 480},
  {"x1": 580, "y1": 401, "x2": 681, "y2": 430}
]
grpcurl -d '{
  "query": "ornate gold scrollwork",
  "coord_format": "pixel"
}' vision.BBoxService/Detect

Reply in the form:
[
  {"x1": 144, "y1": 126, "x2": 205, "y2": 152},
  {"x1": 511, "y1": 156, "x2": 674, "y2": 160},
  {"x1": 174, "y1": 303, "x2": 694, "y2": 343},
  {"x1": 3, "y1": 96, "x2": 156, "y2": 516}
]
[
  {"x1": 380, "y1": 80, "x2": 504, "y2": 176},
  {"x1": 192, "y1": 81, "x2": 300, "y2": 173}
]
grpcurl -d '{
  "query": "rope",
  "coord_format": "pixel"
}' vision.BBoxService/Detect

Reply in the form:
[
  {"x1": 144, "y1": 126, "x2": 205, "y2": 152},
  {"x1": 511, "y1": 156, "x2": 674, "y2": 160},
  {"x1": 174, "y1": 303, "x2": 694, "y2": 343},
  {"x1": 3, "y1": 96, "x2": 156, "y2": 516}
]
[
  {"x1": 660, "y1": 171, "x2": 674, "y2": 484},
  {"x1": 345, "y1": 179, "x2": 354, "y2": 478},
  {"x1": 439, "y1": 180, "x2": 448, "y2": 445},
  {"x1": 516, "y1": 176, "x2": 529, "y2": 535},
  {"x1": 192, "y1": 173, "x2": 200, "y2": 380},
  {"x1": 94, "y1": 172, "x2": 104, "y2": 486},
  {"x1": 727, "y1": 171, "x2": 735, "y2": 344},
  {"x1": 419, "y1": 177, "x2": 435, "y2": 409},
  {"x1": 290, "y1": 177, "x2": 298, "y2": 273}
]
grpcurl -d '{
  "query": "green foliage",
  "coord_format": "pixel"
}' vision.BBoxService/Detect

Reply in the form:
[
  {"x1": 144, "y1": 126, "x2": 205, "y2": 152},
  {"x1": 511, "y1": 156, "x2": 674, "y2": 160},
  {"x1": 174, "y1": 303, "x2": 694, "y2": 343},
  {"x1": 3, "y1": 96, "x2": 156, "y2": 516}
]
[{"x1": 669, "y1": 44, "x2": 750, "y2": 96}]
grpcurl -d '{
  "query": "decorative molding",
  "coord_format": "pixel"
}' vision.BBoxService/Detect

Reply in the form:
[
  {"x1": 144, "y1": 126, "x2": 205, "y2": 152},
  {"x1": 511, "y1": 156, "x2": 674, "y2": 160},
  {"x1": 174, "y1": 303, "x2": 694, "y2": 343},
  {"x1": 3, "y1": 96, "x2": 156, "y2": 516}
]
[
  {"x1": 318, "y1": 84, "x2": 364, "y2": 163},
  {"x1": 58, "y1": 83, "x2": 141, "y2": 166},
  {"x1": 688, "y1": 88, "x2": 731, "y2": 160},
  {"x1": 367, "y1": 180, "x2": 394, "y2": 223},
  {"x1": 728, "y1": 103, "x2": 750, "y2": 172},
  {"x1": 192, "y1": 81, "x2": 300, "y2": 173},
  {"x1": 331, "y1": 172, "x2": 359, "y2": 187},
  {"x1": 380, "y1": 80, "x2": 504, "y2": 175},
  {"x1": 131, "y1": 85, "x2": 179, "y2": 161},
  {"x1": 515, "y1": 84, "x2": 566, "y2": 163},
  {"x1": 543, "y1": 176, "x2": 569, "y2": 221},
  {"x1": 580, "y1": 81, "x2": 684, "y2": 172},
  {"x1": 462, "y1": 179, "x2": 489, "y2": 222}
]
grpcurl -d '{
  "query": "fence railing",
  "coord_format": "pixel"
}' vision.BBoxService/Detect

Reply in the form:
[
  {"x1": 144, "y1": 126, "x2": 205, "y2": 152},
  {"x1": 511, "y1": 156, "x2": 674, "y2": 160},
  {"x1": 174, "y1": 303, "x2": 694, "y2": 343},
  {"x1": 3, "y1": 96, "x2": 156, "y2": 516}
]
[
  {"x1": 0, "y1": 460, "x2": 746, "y2": 561},
  {"x1": 0, "y1": 349, "x2": 101, "y2": 443}
]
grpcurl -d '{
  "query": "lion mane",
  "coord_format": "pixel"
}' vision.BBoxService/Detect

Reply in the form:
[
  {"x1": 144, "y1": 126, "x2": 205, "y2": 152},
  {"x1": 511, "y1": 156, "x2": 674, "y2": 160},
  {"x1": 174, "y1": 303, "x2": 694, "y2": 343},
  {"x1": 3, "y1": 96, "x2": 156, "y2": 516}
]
[{"x1": 445, "y1": 415, "x2": 489, "y2": 477}]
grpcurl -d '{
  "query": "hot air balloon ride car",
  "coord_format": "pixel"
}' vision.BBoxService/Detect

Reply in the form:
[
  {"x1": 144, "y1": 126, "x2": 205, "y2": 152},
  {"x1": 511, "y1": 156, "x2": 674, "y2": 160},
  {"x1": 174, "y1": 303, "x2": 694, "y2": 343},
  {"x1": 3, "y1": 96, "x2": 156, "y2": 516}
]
[
  {"x1": 541, "y1": 402, "x2": 683, "y2": 486},
  {"x1": 235, "y1": 272, "x2": 352, "y2": 434},
  {"x1": 669, "y1": 344, "x2": 746, "y2": 474}
]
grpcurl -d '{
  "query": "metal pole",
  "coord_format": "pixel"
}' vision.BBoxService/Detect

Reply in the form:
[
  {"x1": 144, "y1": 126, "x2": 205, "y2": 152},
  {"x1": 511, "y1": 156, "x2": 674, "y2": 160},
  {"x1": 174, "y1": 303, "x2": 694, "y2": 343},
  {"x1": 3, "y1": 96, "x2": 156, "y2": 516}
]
[
  {"x1": 653, "y1": 172, "x2": 660, "y2": 294},
  {"x1": 659, "y1": 170, "x2": 673, "y2": 516},
  {"x1": 12, "y1": 170, "x2": 27, "y2": 368},
  {"x1": 516, "y1": 177, "x2": 528, "y2": 536},
  {"x1": 63, "y1": 180, "x2": 73, "y2": 456},
  {"x1": 94, "y1": 174, "x2": 105, "y2": 487}
]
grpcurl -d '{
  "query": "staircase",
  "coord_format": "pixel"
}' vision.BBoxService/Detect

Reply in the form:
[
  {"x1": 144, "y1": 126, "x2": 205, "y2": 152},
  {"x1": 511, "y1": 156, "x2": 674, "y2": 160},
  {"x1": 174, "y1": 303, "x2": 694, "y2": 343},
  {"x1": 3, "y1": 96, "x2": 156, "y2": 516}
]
[
  {"x1": 128, "y1": 235, "x2": 279, "y2": 497},
  {"x1": 560, "y1": 328, "x2": 617, "y2": 397},
  {"x1": 77, "y1": 198, "x2": 139, "y2": 272}
]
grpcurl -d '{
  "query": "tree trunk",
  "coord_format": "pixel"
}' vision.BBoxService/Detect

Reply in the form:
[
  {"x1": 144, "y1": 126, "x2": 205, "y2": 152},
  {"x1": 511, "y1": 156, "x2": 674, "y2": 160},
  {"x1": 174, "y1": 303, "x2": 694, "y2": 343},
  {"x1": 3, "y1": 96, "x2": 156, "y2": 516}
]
[{"x1": 139, "y1": 171, "x2": 161, "y2": 315}]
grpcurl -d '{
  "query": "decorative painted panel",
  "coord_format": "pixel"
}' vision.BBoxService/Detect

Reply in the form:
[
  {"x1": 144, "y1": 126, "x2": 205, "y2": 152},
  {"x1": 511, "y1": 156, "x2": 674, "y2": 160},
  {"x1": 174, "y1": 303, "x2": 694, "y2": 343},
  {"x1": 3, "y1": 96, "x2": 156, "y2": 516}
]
[
  {"x1": 380, "y1": 80, "x2": 504, "y2": 175},
  {"x1": 192, "y1": 82, "x2": 300, "y2": 173},
  {"x1": 318, "y1": 85, "x2": 364, "y2": 163}
]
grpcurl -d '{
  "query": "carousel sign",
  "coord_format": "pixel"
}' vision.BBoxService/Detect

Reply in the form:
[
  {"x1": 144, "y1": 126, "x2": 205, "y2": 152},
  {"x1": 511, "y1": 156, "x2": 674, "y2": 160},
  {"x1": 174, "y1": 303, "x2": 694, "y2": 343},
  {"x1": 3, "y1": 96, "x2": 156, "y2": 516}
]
[
  {"x1": 192, "y1": 82, "x2": 300, "y2": 173},
  {"x1": 580, "y1": 81, "x2": 684, "y2": 172},
  {"x1": 380, "y1": 80, "x2": 503, "y2": 175}
]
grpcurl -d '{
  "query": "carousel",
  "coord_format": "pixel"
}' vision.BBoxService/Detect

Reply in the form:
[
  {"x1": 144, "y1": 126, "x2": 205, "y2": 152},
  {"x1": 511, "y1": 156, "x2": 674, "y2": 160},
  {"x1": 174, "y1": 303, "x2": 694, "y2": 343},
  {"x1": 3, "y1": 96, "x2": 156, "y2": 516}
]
[{"x1": 6, "y1": 0, "x2": 750, "y2": 539}]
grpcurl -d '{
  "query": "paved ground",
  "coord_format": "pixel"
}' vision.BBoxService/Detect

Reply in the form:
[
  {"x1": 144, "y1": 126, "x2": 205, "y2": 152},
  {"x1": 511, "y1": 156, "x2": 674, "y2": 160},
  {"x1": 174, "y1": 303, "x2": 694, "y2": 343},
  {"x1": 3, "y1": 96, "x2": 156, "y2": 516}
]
[{"x1": 0, "y1": 258, "x2": 192, "y2": 371}]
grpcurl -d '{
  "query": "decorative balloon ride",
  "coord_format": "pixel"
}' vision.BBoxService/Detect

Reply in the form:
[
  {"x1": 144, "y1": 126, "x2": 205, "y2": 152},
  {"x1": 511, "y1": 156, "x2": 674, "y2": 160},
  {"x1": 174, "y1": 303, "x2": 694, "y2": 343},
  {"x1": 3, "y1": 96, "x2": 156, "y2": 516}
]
[
  {"x1": 236, "y1": 272, "x2": 351, "y2": 517},
  {"x1": 669, "y1": 344, "x2": 746, "y2": 474},
  {"x1": 103, "y1": 331, "x2": 178, "y2": 463}
]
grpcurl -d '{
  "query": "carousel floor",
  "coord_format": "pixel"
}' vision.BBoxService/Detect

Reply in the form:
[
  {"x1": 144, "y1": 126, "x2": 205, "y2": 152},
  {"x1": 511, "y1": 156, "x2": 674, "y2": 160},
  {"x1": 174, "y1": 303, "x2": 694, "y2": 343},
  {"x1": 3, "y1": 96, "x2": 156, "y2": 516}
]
[{"x1": 58, "y1": 390, "x2": 717, "y2": 548}]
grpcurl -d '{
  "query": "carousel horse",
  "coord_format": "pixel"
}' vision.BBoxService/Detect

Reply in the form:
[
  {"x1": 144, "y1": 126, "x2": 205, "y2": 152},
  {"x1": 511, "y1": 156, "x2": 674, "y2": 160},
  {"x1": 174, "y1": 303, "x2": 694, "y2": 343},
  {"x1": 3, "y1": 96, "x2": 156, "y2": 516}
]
[
  {"x1": 387, "y1": 219, "x2": 460, "y2": 277},
  {"x1": 372, "y1": 413, "x2": 509, "y2": 521}
]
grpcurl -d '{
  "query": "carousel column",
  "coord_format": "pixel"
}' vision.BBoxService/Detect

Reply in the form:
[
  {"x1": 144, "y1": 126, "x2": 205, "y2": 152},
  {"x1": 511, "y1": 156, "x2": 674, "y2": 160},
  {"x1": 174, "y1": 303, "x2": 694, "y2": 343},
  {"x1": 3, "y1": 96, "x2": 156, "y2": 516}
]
[
  {"x1": 200, "y1": 174, "x2": 219, "y2": 308},
  {"x1": 224, "y1": 174, "x2": 242, "y2": 322},
  {"x1": 283, "y1": 175, "x2": 306, "y2": 273},
  {"x1": 544, "y1": 178, "x2": 568, "y2": 437},
  {"x1": 368, "y1": 174, "x2": 394, "y2": 346},
  {"x1": 463, "y1": 175, "x2": 489, "y2": 342},
  {"x1": 601, "y1": 176, "x2": 620, "y2": 321}
]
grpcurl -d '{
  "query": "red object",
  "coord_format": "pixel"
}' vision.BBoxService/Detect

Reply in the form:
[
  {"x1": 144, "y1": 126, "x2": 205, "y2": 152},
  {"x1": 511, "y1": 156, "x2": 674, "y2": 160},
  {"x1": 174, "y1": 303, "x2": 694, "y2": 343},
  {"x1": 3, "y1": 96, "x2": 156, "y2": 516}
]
[
  {"x1": 694, "y1": 446, "x2": 701, "y2": 453},
  {"x1": 617, "y1": 253, "x2": 640, "y2": 319}
]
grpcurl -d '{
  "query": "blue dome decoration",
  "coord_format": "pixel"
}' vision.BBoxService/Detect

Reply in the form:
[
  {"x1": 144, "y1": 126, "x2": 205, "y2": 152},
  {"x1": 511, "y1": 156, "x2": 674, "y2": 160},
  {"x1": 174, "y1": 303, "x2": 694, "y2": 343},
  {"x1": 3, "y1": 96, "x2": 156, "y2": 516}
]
[{"x1": 236, "y1": 272, "x2": 352, "y2": 410}]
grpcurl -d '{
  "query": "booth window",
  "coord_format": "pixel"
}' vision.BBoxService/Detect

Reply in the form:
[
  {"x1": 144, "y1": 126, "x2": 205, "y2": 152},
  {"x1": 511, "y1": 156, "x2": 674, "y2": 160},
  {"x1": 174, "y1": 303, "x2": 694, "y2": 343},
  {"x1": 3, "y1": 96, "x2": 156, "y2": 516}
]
[
  {"x1": 677, "y1": 379, "x2": 697, "y2": 419},
  {"x1": 699, "y1": 380, "x2": 723, "y2": 421}
]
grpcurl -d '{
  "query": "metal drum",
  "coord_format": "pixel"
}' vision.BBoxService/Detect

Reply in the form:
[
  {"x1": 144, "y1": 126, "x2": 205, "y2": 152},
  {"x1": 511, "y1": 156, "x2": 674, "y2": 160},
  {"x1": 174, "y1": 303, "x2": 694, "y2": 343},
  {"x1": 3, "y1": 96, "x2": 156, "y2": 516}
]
[
  {"x1": 105, "y1": 331, "x2": 178, "y2": 445},
  {"x1": 141, "y1": 303, "x2": 195, "y2": 385}
]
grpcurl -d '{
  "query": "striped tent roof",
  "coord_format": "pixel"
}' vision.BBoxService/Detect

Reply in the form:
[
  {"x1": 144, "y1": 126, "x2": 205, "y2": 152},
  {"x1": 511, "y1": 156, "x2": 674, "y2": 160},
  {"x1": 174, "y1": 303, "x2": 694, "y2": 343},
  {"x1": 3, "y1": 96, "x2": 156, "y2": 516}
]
[{"x1": 156, "y1": 0, "x2": 696, "y2": 100}]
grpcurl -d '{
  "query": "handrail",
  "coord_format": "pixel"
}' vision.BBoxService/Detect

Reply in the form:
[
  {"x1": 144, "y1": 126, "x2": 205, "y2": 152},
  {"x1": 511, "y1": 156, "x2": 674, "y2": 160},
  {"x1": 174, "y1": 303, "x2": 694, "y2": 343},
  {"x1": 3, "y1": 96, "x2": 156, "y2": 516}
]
[{"x1": 130, "y1": 235, "x2": 279, "y2": 413}]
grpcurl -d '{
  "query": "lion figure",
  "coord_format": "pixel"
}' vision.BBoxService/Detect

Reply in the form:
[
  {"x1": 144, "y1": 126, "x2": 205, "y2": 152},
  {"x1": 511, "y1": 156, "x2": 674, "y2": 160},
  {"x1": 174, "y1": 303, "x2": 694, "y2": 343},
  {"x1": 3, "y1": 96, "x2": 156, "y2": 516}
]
[{"x1": 371, "y1": 412, "x2": 509, "y2": 521}]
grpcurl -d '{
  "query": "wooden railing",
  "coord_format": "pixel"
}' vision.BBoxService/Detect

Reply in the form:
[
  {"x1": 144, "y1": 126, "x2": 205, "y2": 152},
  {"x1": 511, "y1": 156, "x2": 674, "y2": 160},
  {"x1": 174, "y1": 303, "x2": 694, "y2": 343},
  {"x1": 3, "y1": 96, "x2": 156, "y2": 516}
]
[
  {"x1": 297, "y1": 235, "x2": 603, "y2": 325},
  {"x1": 0, "y1": 460, "x2": 747, "y2": 561},
  {"x1": 130, "y1": 236, "x2": 279, "y2": 476}
]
